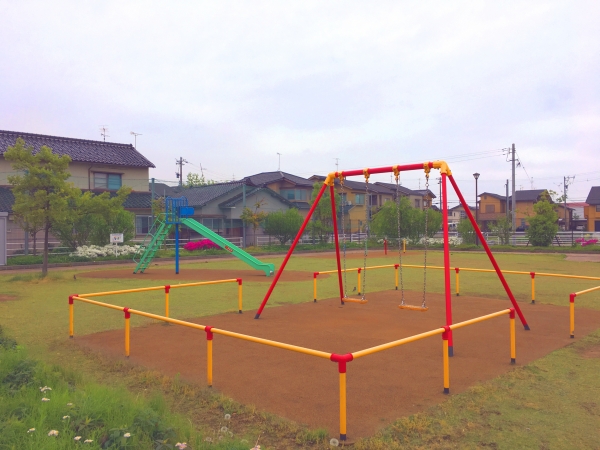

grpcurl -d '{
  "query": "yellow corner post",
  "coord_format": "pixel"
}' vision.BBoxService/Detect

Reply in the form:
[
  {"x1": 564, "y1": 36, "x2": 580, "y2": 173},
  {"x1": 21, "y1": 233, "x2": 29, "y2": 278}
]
[
  {"x1": 510, "y1": 309, "x2": 516, "y2": 364},
  {"x1": 395, "y1": 265, "x2": 399, "y2": 290},
  {"x1": 442, "y1": 329, "x2": 450, "y2": 394},
  {"x1": 237, "y1": 279, "x2": 243, "y2": 313},
  {"x1": 68, "y1": 295, "x2": 75, "y2": 338},
  {"x1": 206, "y1": 327, "x2": 214, "y2": 387},
  {"x1": 455, "y1": 268, "x2": 460, "y2": 296},
  {"x1": 331, "y1": 354, "x2": 352, "y2": 442},
  {"x1": 124, "y1": 308, "x2": 131, "y2": 357},
  {"x1": 313, "y1": 273, "x2": 318, "y2": 302},
  {"x1": 570, "y1": 293, "x2": 576, "y2": 338},
  {"x1": 357, "y1": 269, "x2": 361, "y2": 295},
  {"x1": 530, "y1": 273, "x2": 535, "y2": 304},
  {"x1": 403, "y1": 238, "x2": 406, "y2": 253},
  {"x1": 165, "y1": 285, "x2": 170, "y2": 318}
]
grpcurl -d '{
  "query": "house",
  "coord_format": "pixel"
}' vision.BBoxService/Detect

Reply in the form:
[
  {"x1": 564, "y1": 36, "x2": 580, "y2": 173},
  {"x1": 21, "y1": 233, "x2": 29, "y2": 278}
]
[
  {"x1": 584, "y1": 187, "x2": 600, "y2": 231},
  {"x1": 373, "y1": 182, "x2": 436, "y2": 210},
  {"x1": 242, "y1": 171, "x2": 315, "y2": 214},
  {"x1": 567, "y1": 202, "x2": 588, "y2": 231},
  {"x1": 447, "y1": 204, "x2": 476, "y2": 226},
  {"x1": 478, "y1": 189, "x2": 573, "y2": 231},
  {"x1": 0, "y1": 130, "x2": 155, "y2": 253}
]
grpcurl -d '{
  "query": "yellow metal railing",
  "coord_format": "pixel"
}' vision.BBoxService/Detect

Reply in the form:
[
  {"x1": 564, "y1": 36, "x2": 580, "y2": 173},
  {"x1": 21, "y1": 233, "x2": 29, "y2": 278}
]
[
  {"x1": 569, "y1": 285, "x2": 600, "y2": 338},
  {"x1": 68, "y1": 292, "x2": 516, "y2": 443}
]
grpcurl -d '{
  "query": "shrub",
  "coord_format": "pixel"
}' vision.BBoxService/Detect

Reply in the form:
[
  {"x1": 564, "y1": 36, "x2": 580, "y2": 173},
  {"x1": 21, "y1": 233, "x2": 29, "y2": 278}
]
[{"x1": 183, "y1": 239, "x2": 220, "y2": 251}]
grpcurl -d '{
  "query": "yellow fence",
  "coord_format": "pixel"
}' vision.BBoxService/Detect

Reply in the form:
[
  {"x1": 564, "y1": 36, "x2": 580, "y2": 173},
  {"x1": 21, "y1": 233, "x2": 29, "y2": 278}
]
[
  {"x1": 569, "y1": 285, "x2": 600, "y2": 338},
  {"x1": 69, "y1": 291, "x2": 516, "y2": 442}
]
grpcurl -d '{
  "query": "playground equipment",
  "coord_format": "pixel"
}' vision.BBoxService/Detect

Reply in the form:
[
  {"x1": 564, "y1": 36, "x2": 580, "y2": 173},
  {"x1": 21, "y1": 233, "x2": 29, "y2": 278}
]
[
  {"x1": 255, "y1": 161, "x2": 531, "y2": 357},
  {"x1": 134, "y1": 196, "x2": 275, "y2": 276},
  {"x1": 569, "y1": 284, "x2": 600, "y2": 338},
  {"x1": 68, "y1": 292, "x2": 517, "y2": 443}
]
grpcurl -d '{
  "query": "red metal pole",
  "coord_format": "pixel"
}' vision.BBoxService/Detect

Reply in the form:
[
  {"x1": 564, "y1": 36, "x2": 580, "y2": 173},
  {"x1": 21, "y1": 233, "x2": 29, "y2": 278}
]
[
  {"x1": 448, "y1": 174, "x2": 530, "y2": 329},
  {"x1": 442, "y1": 173, "x2": 454, "y2": 355},
  {"x1": 329, "y1": 184, "x2": 345, "y2": 304},
  {"x1": 255, "y1": 182, "x2": 329, "y2": 318}
]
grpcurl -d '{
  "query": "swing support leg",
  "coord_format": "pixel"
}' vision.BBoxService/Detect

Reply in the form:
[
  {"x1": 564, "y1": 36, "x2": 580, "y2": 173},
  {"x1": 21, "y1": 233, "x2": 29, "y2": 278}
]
[
  {"x1": 442, "y1": 173, "x2": 454, "y2": 356},
  {"x1": 330, "y1": 183, "x2": 345, "y2": 305}
]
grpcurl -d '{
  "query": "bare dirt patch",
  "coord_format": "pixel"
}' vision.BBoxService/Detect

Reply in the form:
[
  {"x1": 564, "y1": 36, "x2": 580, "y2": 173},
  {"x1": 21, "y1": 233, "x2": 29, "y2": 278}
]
[
  {"x1": 77, "y1": 268, "x2": 325, "y2": 283},
  {"x1": 74, "y1": 291, "x2": 600, "y2": 440},
  {"x1": 307, "y1": 249, "x2": 420, "y2": 259},
  {"x1": 580, "y1": 344, "x2": 600, "y2": 359},
  {"x1": 565, "y1": 254, "x2": 600, "y2": 262},
  {"x1": 0, "y1": 295, "x2": 18, "y2": 302}
]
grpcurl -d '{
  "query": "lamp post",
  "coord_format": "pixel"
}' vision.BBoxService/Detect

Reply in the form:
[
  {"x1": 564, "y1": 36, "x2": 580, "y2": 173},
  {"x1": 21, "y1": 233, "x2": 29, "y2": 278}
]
[{"x1": 473, "y1": 173, "x2": 480, "y2": 246}]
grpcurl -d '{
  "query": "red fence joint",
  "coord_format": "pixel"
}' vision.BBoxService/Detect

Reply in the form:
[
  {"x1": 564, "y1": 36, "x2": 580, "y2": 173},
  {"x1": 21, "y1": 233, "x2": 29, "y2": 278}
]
[
  {"x1": 69, "y1": 294, "x2": 77, "y2": 305},
  {"x1": 530, "y1": 272, "x2": 535, "y2": 279},
  {"x1": 394, "y1": 264, "x2": 399, "y2": 269},
  {"x1": 357, "y1": 268, "x2": 362, "y2": 274},
  {"x1": 509, "y1": 308, "x2": 516, "y2": 319},
  {"x1": 441, "y1": 325, "x2": 451, "y2": 341},
  {"x1": 165, "y1": 285, "x2": 171, "y2": 294},
  {"x1": 330, "y1": 353, "x2": 354, "y2": 373},
  {"x1": 570, "y1": 293, "x2": 576, "y2": 303},
  {"x1": 455, "y1": 267, "x2": 460, "y2": 273},
  {"x1": 236, "y1": 278, "x2": 242, "y2": 285},
  {"x1": 123, "y1": 307, "x2": 131, "y2": 319},
  {"x1": 313, "y1": 272, "x2": 319, "y2": 279},
  {"x1": 205, "y1": 325, "x2": 214, "y2": 340}
]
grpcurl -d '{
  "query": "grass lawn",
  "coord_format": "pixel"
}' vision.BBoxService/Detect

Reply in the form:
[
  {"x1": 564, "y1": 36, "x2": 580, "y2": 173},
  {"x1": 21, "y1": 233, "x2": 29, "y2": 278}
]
[{"x1": 1, "y1": 250, "x2": 599, "y2": 448}]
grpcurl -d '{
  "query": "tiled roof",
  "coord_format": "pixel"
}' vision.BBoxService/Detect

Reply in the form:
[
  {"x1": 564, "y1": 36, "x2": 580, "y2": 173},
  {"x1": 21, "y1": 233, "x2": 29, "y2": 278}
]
[
  {"x1": 585, "y1": 186, "x2": 600, "y2": 205},
  {"x1": 90, "y1": 190, "x2": 152, "y2": 209},
  {"x1": 218, "y1": 187, "x2": 295, "y2": 209},
  {"x1": 243, "y1": 171, "x2": 314, "y2": 187},
  {"x1": 0, "y1": 187, "x2": 14, "y2": 212},
  {"x1": 309, "y1": 175, "x2": 392, "y2": 194},
  {"x1": 177, "y1": 181, "x2": 245, "y2": 207},
  {"x1": 150, "y1": 182, "x2": 183, "y2": 197},
  {"x1": 508, "y1": 189, "x2": 548, "y2": 203},
  {"x1": 412, "y1": 189, "x2": 437, "y2": 199},
  {"x1": 449, "y1": 204, "x2": 475, "y2": 211},
  {"x1": 479, "y1": 192, "x2": 506, "y2": 201},
  {"x1": 374, "y1": 182, "x2": 418, "y2": 197},
  {"x1": 0, "y1": 130, "x2": 155, "y2": 168}
]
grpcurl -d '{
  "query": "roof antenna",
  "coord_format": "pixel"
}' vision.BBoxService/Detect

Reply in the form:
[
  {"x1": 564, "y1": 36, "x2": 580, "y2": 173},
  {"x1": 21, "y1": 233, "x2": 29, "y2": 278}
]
[
  {"x1": 130, "y1": 131, "x2": 142, "y2": 148},
  {"x1": 277, "y1": 152, "x2": 282, "y2": 171},
  {"x1": 99, "y1": 126, "x2": 109, "y2": 142}
]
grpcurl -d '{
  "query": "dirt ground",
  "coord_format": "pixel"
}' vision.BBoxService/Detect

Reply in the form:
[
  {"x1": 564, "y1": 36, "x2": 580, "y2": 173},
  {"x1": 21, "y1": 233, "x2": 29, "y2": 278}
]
[
  {"x1": 78, "y1": 268, "x2": 327, "y2": 283},
  {"x1": 564, "y1": 254, "x2": 600, "y2": 262},
  {"x1": 74, "y1": 290, "x2": 600, "y2": 440},
  {"x1": 307, "y1": 249, "x2": 420, "y2": 259}
]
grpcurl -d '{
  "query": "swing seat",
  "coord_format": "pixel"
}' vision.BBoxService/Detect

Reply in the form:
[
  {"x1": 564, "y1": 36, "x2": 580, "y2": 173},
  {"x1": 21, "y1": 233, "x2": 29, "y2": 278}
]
[
  {"x1": 343, "y1": 297, "x2": 368, "y2": 304},
  {"x1": 398, "y1": 304, "x2": 429, "y2": 312}
]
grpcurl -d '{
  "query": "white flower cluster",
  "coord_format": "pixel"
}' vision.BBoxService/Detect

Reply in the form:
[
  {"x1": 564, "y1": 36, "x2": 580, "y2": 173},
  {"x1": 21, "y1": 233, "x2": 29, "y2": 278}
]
[
  {"x1": 70, "y1": 244, "x2": 141, "y2": 258},
  {"x1": 418, "y1": 236, "x2": 463, "y2": 246}
]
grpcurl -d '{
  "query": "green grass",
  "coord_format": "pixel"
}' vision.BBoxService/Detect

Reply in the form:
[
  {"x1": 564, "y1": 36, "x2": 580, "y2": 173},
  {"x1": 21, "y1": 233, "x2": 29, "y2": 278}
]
[{"x1": 0, "y1": 250, "x2": 599, "y2": 448}]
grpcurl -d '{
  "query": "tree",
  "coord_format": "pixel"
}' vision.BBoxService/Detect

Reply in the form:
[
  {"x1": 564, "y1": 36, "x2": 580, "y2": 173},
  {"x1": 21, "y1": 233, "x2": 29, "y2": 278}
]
[
  {"x1": 526, "y1": 195, "x2": 558, "y2": 246},
  {"x1": 308, "y1": 182, "x2": 341, "y2": 244},
  {"x1": 488, "y1": 216, "x2": 512, "y2": 245},
  {"x1": 240, "y1": 199, "x2": 268, "y2": 246},
  {"x1": 184, "y1": 172, "x2": 215, "y2": 188},
  {"x1": 371, "y1": 197, "x2": 443, "y2": 243},
  {"x1": 457, "y1": 218, "x2": 476, "y2": 245},
  {"x1": 5, "y1": 138, "x2": 74, "y2": 275},
  {"x1": 263, "y1": 208, "x2": 304, "y2": 245}
]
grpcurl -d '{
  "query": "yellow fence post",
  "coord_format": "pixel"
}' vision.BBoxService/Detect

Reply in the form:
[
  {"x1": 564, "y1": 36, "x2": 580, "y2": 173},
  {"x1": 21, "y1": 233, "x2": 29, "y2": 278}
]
[
  {"x1": 68, "y1": 295, "x2": 76, "y2": 338},
  {"x1": 237, "y1": 279, "x2": 243, "y2": 313},
  {"x1": 442, "y1": 328, "x2": 450, "y2": 394},
  {"x1": 357, "y1": 269, "x2": 361, "y2": 295},
  {"x1": 570, "y1": 293, "x2": 576, "y2": 338},
  {"x1": 206, "y1": 326, "x2": 213, "y2": 387},
  {"x1": 403, "y1": 238, "x2": 406, "y2": 253},
  {"x1": 530, "y1": 273, "x2": 535, "y2": 304},
  {"x1": 455, "y1": 268, "x2": 460, "y2": 296},
  {"x1": 165, "y1": 285, "x2": 171, "y2": 318},
  {"x1": 124, "y1": 308, "x2": 131, "y2": 357},
  {"x1": 510, "y1": 309, "x2": 516, "y2": 364},
  {"x1": 395, "y1": 265, "x2": 399, "y2": 290},
  {"x1": 331, "y1": 354, "x2": 352, "y2": 442},
  {"x1": 313, "y1": 273, "x2": 318, "y2": 302}
]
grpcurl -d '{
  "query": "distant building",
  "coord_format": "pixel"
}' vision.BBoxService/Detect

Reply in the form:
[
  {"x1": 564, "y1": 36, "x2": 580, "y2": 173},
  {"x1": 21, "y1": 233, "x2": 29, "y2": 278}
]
[{"x1": 584, "y1": 187, "x2": 600, "y2": 232}]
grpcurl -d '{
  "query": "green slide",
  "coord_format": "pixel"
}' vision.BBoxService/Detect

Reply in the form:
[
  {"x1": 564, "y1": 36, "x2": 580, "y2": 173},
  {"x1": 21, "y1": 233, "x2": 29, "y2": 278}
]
[{"x1": 181, "y1": 218, "x2": 275, "y2": 276}]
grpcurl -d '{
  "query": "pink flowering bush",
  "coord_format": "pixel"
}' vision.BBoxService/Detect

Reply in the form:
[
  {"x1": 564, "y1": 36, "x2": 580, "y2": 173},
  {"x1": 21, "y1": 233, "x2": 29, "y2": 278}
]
[
  {"x1": 575, "y1": 238, "x2": 598, "y2": 247},
  {"x1": 183, "y1": 239, "x2": 220, "y2": 251}
]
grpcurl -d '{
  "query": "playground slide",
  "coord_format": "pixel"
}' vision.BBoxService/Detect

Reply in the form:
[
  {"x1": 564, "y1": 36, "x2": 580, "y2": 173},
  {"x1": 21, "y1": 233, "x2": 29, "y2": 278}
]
[{"x1": 180, "y1": 218, "x2": 275, "y2": 276}]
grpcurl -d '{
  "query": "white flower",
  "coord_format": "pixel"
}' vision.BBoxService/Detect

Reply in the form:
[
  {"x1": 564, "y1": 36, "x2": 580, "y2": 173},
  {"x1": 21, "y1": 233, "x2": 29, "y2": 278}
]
[
  {"x1": 175, "y1": 443, "x2": 188, "y2": 449},
  {"x1": 27, "y1": 428, "x2": 35, "y2": 433},
  {"x1": 74, "y1": 436, "x2": 82, "y2": 441},
  {"x1": 41, "y1": 397, "x2": 50, "y2": 402},
  {"x1": 204, "y1": 437, "x2": 212, "y2": 442},
  {"x1": 48, "y1": 430, "x2": 59, "y2": 436},
  {"x1": 40, "y1": 386, "x2": 52, "y2": 392},
  {"x1": 62, "y1": 415, "x2": 70, "y2": 420},
  {"x1": 220, "y1": 426, "x2": 228, "y2": 433},
  {"x1": 84, "y1": 439, "x2": 93, "y2": 443},
  {"x1": 224, "y1": 413, "x2": 231, "y2": 420},
  {"x1": 330, "y1": 438, "x2": 339, "y2": 447},
  {"x1": 124, "y1": 432, "x2": 131, "y2": 438},
  {"x1": 67, "y1": 402, "x2": 73, "y2": 406}
]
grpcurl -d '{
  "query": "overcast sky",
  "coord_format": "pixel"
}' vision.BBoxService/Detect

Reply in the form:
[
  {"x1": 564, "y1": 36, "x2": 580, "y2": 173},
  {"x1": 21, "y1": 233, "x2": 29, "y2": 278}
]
[{"x1": 1, "y1": 1, "x2": 599, "y2": 205}]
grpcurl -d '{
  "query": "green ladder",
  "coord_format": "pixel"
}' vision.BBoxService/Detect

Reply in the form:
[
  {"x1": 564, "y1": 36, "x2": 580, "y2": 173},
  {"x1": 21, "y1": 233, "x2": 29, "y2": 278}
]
[{"x1": 133, "y1": 215, "x2": 172, "y2": 273}]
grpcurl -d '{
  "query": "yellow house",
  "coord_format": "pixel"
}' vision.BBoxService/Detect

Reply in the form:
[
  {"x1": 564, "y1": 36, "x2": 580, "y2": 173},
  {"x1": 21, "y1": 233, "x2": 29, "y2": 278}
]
[{"x1": 584, "y1": 187, "x2": 600, "y2": 232}]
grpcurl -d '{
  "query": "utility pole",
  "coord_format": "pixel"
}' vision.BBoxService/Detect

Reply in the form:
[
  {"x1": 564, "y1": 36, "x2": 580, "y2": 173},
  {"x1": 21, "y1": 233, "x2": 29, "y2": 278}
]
[
  {"x1": 175, "y1": 157, "x2": 188, "y2": 187},
  {"x1": 511, "y1": 144, "x2": 516, "y2": 234},
  {"x1": 563, "y1": 175, "x2": 575, "y2": 230},
  {"x1": 437, "y1": 177, "x2": 442, "y2": 209},
  {"x1": 505, "y1": 179, "x2": 509, "y2": 220}
]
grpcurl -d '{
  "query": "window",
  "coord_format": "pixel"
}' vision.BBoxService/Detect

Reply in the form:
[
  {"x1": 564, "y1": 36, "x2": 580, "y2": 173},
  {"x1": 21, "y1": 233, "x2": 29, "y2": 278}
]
[
  {"x1": 340, "y1": 193, "x2": 347, "y2": 205},
  {"x1": 202, "y1": 218, "x2": 223, "y2": 231},
  {"x1": 355, "y1": 194, "x2": 365, "y2": 205},
  {"x1": 521, "y1": 219, "x2": 526, "y2": 227},
  {"x1": 596, "y1": 205, "x2": 600, "y2": 212},
  {"x1": 423, "y1": 200, "x2": 428, "y2": 207},
  {"x1": 279, "y1": 189, "x2": 307, "y2": 201},
  {"x1": 135, "y1": 216, "x2": 153, "y2": 235},
  {"x1": 94, "y1": 172, "x2": 122, "y2": 190},
  {"x1": 415, "y1": 199, "x2": 421, "y2": 208},
  {"x1": 485, "y1": 204, "x2": 496, "y2": 213},
  {"x1": 460, "y1": 211, "x2": 466, "y2": 219}
]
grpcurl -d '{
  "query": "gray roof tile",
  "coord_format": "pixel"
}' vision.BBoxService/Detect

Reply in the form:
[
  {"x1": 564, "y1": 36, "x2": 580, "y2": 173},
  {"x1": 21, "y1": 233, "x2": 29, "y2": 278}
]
[
  {"x1": 585, "y1": 186, "x2": 600, "y2": 205},
  {"x1": 176, "y1": 181, "x2": 245, "y2": 207},
  {"x1": 244, "y1": 171, "x2": 314, "y2": 187}
]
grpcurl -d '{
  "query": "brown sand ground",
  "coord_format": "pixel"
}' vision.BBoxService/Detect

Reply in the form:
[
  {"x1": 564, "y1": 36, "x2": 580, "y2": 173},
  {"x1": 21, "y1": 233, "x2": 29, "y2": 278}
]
[
  {"x1": 307, "y1": 249, "x2": 420, "y2": 259},
  {"x1": 78, "y1": 268, "x2": 326, "y2": 283},
  {"x1": 74, "y1": 291, "x2": 600, "y2": 440}
]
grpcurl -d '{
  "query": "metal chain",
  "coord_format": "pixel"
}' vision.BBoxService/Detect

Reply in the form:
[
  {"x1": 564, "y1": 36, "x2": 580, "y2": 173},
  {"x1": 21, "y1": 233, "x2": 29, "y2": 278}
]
[
  {"x1": 395, "y1": 170, "x2": 405, "y2": 305},
  {"x1": 340, "y1": 177, "x2": 348, "y2": 298},
  {"x1": 422, "y1": 169, "x2": 430, "y2": 309},
  {"x1": 362, "y1": 173, "x2": 369, "y2": 300}
]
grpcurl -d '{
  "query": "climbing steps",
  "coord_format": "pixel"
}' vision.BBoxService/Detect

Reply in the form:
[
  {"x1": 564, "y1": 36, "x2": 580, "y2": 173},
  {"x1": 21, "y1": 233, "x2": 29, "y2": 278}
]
[{"x1": 133, "y1": 215, "x2": 172, "y2": 273}]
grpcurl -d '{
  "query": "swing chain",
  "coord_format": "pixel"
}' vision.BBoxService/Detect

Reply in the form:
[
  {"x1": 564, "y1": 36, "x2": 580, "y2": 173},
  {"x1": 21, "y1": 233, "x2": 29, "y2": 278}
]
[
  {"x1": 362, "y1": 170, "x2": 370, "y2": 300},
  {"x1": 340, "y1": 175, "x2": 348, "y2": 298},
  {"x1": 422, "y1": 167, "x2": 430, "y2": 309},
  {"x1": 394, "y1": 167, "x2": 405, "y2": 305}
]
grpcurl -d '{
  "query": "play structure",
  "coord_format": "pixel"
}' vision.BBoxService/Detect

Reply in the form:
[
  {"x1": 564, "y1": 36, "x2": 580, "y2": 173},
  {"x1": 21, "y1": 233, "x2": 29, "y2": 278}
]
[
  {"x1": 255, "y1": 161, "x2": 531, "y2": 355},
  {"x1": 133, "y1": 196, "x2": 275, "y2": 276}
]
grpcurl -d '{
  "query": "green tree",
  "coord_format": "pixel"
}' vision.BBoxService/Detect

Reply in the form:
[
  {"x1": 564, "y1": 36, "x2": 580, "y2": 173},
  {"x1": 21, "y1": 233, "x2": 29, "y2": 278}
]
[
  {"x1": 184, "y1": 172, "x2": 215, "y2": 188},
  {"x1": 526, "y1": 195, "x2": 558, "y2": 246},
  {"x1": 5, "y1": 138, "x2": 73, "y2": 275},
  {"x1": 371, "y1": 197, "x2": 442, "y2": 243},
  {"x1": 308, "y1": 182, "x2": 341, "y2": 244},
  {"x1": 240, "y1": 199, "x2": 268, "y2": 246},
  {"x1": 263, "y1": 208, "x2": 304, "y2": 245},
  {"x1": 488, "y1": 216, "x2": 512, "y2": 245},
  {"x1": 457, "y1": 218, "x2": 476, "y2": 245}
]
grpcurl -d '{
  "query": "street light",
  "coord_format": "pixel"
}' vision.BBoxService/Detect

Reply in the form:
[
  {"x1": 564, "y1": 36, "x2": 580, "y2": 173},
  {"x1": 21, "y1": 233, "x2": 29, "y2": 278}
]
[{"x1": 473, "y1": 173, "x2": 480, "y2": 246}]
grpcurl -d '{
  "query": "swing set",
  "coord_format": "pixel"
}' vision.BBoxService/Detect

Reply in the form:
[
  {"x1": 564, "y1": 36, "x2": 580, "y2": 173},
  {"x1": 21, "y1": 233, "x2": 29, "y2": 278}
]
[{"x1": 255, "y1": 161, "x2": 529, "y2": 354}]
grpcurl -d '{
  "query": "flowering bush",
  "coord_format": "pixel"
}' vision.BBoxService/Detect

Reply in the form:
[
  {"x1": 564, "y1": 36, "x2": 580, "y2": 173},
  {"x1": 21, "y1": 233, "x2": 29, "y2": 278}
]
[
  {"x1": 69, "y1": 244, "x2": 141, "y2": 258},
  {"x1": 418, "y1": 236, "x2": 463, "y2": 246},
  {"x1": 575, "y1": 238, "x2": 598, "y2": 247},
  {"x1": 183, "y1": 239, "x2": 220, "y2": 251}
]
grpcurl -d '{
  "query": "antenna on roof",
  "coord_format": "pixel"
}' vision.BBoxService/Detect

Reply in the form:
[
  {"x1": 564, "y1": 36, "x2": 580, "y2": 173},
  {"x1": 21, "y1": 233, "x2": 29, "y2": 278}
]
[
  {"x1": 334, "y1": 157, "x2": 339, "y2": 172},
  {"x1": 99, "y1": 126, "x2": 109, "y2": 142},
  {"x1": 130, "y1": 131, "x2": 142, "y2": 148},
  {"x1": 277, "y1": 152, "x2": 282, "y2": 171}
]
